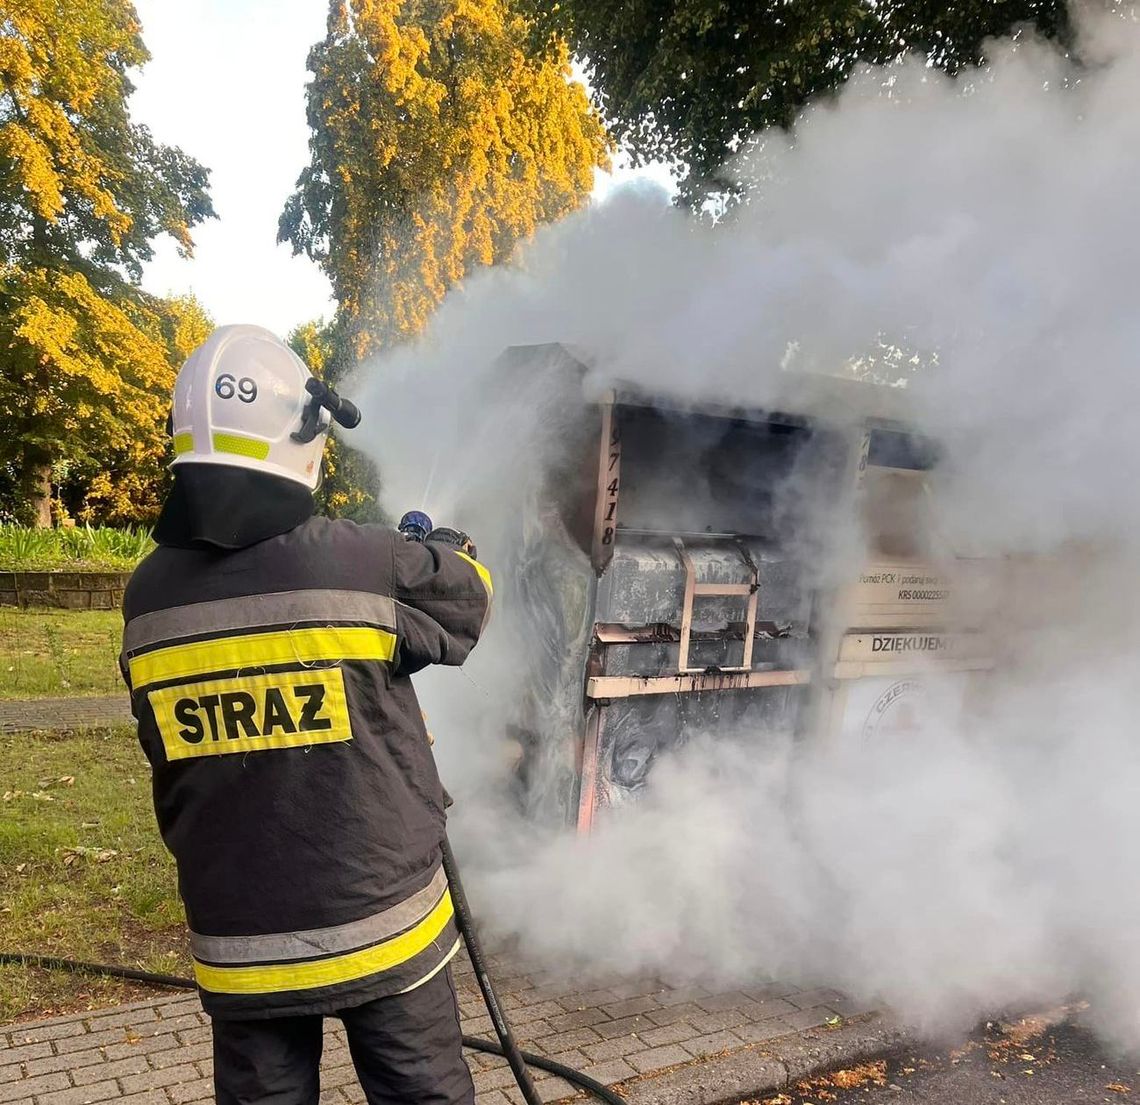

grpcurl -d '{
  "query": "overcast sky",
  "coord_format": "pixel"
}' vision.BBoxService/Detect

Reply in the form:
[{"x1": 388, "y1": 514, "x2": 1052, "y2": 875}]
[{"x1": 131, "y1": 1, "x2": 673, "y2": 338}]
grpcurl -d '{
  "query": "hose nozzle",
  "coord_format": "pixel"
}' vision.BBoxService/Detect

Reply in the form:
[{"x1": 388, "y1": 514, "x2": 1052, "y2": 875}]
[{"x1": 292, "y1": 378, "x2": 361, "y2": 443}]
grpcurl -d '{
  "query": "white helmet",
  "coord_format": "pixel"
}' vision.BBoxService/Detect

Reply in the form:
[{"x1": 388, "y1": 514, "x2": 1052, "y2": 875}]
[{"x1": 170, "y1": 325, "x2": 330, "y2": 490}]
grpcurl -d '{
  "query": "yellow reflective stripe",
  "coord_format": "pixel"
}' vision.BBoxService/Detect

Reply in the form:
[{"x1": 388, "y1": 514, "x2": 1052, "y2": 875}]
[
  {"x1": 129, "y1": 626, "x2": 397, "y2": 688},
  {"x1": 173, "y1": 432, "x2": 194, "y2": 456},
  {"x1": 213, "y1": 432, "x2": 270, "y2": 460},
  {"x1": 454, "y1": 550, "x2": 493, "y2": 598},
  {"x1": 194, "y1": 890, "x2": 455, "y2": 995}
]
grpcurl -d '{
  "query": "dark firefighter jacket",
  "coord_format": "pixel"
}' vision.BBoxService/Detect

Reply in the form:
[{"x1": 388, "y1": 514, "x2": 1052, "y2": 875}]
[{"x1": 120, "y1": 516, "x2": 493, "y2": 1019}]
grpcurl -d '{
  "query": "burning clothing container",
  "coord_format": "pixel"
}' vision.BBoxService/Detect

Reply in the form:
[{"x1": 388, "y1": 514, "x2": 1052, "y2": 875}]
[{"x1": 493, "y1": 345, "x2": 995, "y2": 832}]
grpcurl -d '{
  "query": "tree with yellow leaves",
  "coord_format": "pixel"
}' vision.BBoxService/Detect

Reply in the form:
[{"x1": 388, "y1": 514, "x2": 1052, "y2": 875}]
[
  {"x1": 0, "y1": 0, "x2": 214, "y2": 524},
  {"x1": 280, "y1": 0, "x2": 610, "y2": 364}
]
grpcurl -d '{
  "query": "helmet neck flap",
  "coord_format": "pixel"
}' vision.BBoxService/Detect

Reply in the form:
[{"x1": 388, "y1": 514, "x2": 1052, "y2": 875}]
[{"x1": 153, "y1": 464, "x2": 315, "y2": 551}]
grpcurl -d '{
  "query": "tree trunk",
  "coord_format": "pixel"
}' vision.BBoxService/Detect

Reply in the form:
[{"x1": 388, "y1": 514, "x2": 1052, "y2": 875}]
[{"x1": 22, "y1": 447, "x2": 53, "y2": 528}]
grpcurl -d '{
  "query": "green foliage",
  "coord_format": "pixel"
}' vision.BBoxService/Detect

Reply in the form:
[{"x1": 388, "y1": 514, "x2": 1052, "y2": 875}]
[
  {"x1": 281, "y1": 0, "x2": 610, "y2": 362},
  {"x1": 0, "y1": 2, "x2": 215, "y2": 524},
  {"x1": 0, "y1": 524, "x2": 153, "y2": 569},
  {"x1": 537, "y1": 0, "x2": 1073, "y2": 206},
  {"x1": 0, "y1": 0, "x2": 214, "y2": 277}
]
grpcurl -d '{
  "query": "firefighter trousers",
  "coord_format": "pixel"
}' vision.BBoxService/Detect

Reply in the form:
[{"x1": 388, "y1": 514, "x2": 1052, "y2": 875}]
[{"x1": 211, "y1": 967, "x2": 475, "y2": 1105}]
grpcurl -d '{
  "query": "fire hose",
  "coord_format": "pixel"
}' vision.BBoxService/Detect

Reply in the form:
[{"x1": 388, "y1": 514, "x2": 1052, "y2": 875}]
[{"x1": 0, "y1": 834, "x2": 623, "y2": 1105}]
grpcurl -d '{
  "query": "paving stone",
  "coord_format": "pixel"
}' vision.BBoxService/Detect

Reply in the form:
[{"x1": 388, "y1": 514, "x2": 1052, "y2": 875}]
[
  {"x1": 321, "y1": 1063, "x2": 360, "y2": 1090},
  {"x1": 654, "y1": 986, "x2": 709, "y2": 1007},
  {"x1": 503, "y1": 1001, "x2": 565, "y2": 1026},
  {"x1": 148, "y1": 1041, "x2": 210, "y2": 1068},
  {"x1": 695, "y1": 991, "x2": 751, "y2": 1013},
  {"x1": 474, "y1": 1091, "x2": 513, "y2": 1105},
  {"x1": 593, "y1": 1014, "x2": 652, "y2": 1040},
  {"x1": 0, "y1": 1071, "x2": 69, "y2": 1103},
  {"x1": 635, "y1": 1021, "x2": 697, "y2": 1049},
  {"x1": 120, "y1": 1061, "x2": 202, "y2": 1094},
  {"x1": 787, "y1": 988, "x2": 845, "y2": 1011},
  {"x1": 72, "y1": 1053, "x2": 149, "y2": 1085},
  {"x1": 584, "y1": 1034, "x2": 649, "y2": 1062},
  {"x1": 83, "y1": 1007, "x2": 161, "y2": 1031},
  {"x1": 536, "y1": 1075, "x2": 577, "y2": 1103},
  {"x1": 37, "y1": 1082, "x2": 121, "y2": 1105},
  {"x1": 743, "y1": 983, "x2": 800, "y2": 1002},
  {"x1": 175, "y1": 1026, "x2": 212, "y2": 1046},
  {"x1": 102, "y1": 1034, "x2": 181, "y2": 1062},
  {"x1": 472, "y1": 1064, "x2": 520, "y2": 1093},
  {"x1": 782, "y1": 1007, "x2": 835, "y2": 1031},
  {"x1": 682, "y1": 1030, "x2": 742, "y2": 1058},
  {"x1": 734, "y1": 1018, "x2": 798, "y2": 1045},
  {"x1": 580, "y1": 1057, "x2": 637, "y2": 1085},
  {"x1": 535, "y1": 1026, "x2": 602, "y2": 1054},
  {"x1": 0, "y1": 1041, "x2": 52, "y2": 1064},
  {"x1": 553, "y1": 989, "x2": 618, "y2": 1013},
  {"x1": 687, "y1": 1008, "x2": 749, "y2": 1034},
  {"x1": 0, "y1": 1064, "x2": 19, "y2": 1085},
  {"x1": 54, "y1": 1028, "x2": 134, "y2": 1055},
  {"x1": 600, "y1": 996, "x2": 659, "y2": 1019},
  {"x1": 606, "y1": 980, "x2": 663, "y2": 1002},
  {"x1": 153, "y1": 999, "x2": 202, "y2": 1021},
  {"x1": 167, "y1": 1078, "x2": 214, "y2": 1104},
  {"x1": 9, "y1": 1021, "x2": 87, "y2": 1044},
  {"x1": 545, "y1": 1008, "x2": 612, "y2": 1033},
  {"x1": 151, "y1": 1014, "x2": 203, "y2": 1034},
  {"x1": 514, "y1": 1018, "x2": 555, "y2": 1042},
  {"x1": 22, "y1": 1047, "x2": 106, "y2": 1077},
  {"x1": 825, "y1": 997, "x2": 879, "y2": 1020},
  {"x1": 625, "y1": 1044, "x2": 692, "y2": 1075},
  {"x1": 643, "y1": 1003, "x2": 705, "y2": 1027},
  {"x1": 117, "y1": 1093, "x2": 178, "y2": 1105},
  {"x1": 740, "y1": 998, "x2": 798, "y2": 1020}
]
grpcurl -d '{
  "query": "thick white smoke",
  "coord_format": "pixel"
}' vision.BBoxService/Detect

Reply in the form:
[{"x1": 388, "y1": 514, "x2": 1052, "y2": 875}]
[{"x1": 351, "y1": 3, "x2": 1140, "y2": 1048}]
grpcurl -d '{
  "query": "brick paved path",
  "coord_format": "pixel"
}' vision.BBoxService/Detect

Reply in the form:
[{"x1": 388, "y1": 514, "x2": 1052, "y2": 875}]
[
  {"x1": 0, "y1": 953, "x2": 878, "y2": 1105},
  {"x1": 0, "y1": 697, "x2": 132, "y2": 734}
]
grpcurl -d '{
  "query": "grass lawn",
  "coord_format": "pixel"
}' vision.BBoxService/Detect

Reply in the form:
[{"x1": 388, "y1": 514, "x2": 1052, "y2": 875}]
[
  {"x1": 0, "y1": 608, "x2": 124, "y2": 699},
  {"x1": 0, "y1": 727, "x2": 189, "y2": 1023}
]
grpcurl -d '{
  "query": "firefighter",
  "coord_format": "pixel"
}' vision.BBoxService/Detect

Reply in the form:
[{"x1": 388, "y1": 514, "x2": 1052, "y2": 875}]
[{"x1": 119, "y1": 325, "x2": 492, "y2": 1105}]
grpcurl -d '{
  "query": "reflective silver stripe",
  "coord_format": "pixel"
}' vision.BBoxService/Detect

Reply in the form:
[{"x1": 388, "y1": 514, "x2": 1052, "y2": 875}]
[
  {"x1": 124, "y1": 589, "x2": 397, "y2": 656},
  {"x1": 189, "y1": 866, "x2": 448, "y2": 965},
  {"x1": 397, "y1": 938, "x2": 462, "y2": 994}
]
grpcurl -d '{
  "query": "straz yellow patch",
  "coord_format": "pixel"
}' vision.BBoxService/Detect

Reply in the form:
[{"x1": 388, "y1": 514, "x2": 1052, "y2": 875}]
[{"x1": 148, "y1": 669, "x2": 352, "y2": 761}]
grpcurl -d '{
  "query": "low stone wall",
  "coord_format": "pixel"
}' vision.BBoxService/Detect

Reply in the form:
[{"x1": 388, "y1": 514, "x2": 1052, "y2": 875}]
[{"x1": 0, "y1": 570, "x2": 133, "y2": 609}]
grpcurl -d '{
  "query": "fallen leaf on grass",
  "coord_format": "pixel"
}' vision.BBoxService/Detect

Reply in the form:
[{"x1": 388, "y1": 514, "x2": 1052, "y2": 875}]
[
  {"x1": 57, "y1": 776, "x2": 75, "y2": 787},
  {"x1": 61, "y1": 847, "x2": 119, "y2": 866}
]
